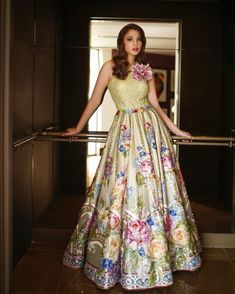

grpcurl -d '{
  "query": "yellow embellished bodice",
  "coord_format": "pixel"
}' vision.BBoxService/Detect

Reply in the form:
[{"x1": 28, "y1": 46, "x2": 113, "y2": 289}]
[{"x1": 107, "y1": 72, "x2": 151, "y2": 111}]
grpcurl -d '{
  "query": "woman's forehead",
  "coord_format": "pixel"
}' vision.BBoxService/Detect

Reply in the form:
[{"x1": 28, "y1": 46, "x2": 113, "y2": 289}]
[{"x1": 125, "y1": 29, "x2": 141, "y2": 37}]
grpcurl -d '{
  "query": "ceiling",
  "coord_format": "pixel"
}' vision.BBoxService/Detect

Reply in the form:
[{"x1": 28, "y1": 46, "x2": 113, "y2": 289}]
[{"x1": 90, "y1": 20, "x2": 179, "y2": 55}]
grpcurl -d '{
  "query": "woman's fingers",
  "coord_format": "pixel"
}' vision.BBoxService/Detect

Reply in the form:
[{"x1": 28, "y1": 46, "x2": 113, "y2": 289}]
[
  {"x1": 61, "y1": 127, "x2": 78, "y2": 136},
  {"x1": 62, "y1": 129, "x2": 74, "y2": 136},
  {"x1": 181, "y1": 131, "x2": 193, "y2": 142}
]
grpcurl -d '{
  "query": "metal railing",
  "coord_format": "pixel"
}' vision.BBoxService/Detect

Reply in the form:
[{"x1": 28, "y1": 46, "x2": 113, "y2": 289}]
[
  {"x1": 13, "y1": 128, "x2": 235, "y2": 148},
  {"x1": 38, "y1": 130, "x2": 235, "y2": 147},
  {"x1": 13, "y1": 125, "x2": 55, "y2": 149}
]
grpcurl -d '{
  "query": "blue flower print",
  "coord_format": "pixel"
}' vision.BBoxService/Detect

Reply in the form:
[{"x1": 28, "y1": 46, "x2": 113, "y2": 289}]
[
  {"x1": 161, "y1": 145, "x2": 168, "y2": 153},
  {"x1": 118, "y1": 124, "x2": 131, "y2": 156},
  {"x1": 147, "y1": 217, "x2": 154, "y2": 226},
  {"x1": 100, "y1": 258, "x2": 113, "y2": 270},
  {"x1": 126, "y1": 186, "x2": 134, "y2": 198},
  {"x1": 94, "y1": 183, "x2": 101, "y2": 196},
  {"x1": 117, "y1": 169, "x2": 125, "y2": 178},
  {"x1": 138, "y1": 247, "x2": 145, "y2": 256},
  {"x1": 119, "y1": 145, "x2": 125, "y2": 152},
  {"x1": 145, "y1": 122, "x2": 157, "y2": 150},
  {"x1": 152, "y1": 142, "x2": 157, "y2": 149},
  {"x1": 169, "y1": 209, "x2": 177, "y2": 216},
  {"x1": 139, "y1": 151, "x2": 146, "y2": 157}
]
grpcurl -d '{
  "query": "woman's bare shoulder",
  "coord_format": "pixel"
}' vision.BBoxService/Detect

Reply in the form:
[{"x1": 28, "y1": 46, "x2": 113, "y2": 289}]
[
  {"x1": 102, "y1": 60, "x2": 114, "y2": 70},
  {"x1": 100, "y1": 60, "x2": 114, "y2": 79}
]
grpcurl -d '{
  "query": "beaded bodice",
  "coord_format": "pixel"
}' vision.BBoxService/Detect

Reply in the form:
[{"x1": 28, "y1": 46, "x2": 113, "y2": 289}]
[{"x1": 107, "y1": 72, "x2": 150, "y2": 111}]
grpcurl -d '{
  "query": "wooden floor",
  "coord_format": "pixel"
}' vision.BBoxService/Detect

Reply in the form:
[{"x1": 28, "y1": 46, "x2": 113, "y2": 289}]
[{"x1": 13, "y1": 195, "x2": 235, "y2": 294}]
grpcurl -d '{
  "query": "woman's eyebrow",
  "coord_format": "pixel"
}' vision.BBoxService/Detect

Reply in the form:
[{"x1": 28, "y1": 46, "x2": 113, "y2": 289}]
[{"x1": 125, "y1": 35, "x2": 140, "y2": 38}]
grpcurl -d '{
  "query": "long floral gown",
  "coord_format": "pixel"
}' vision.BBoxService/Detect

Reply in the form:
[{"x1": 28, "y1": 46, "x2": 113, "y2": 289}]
[{"x1": 62, "y1": 66, "x2": 202, "y2": 290}]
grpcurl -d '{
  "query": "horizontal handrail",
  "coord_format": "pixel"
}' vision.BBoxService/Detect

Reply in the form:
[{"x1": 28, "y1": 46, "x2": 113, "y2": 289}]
[
  {"x1": 36, "y1": 131, "x2": 235, "y2": 147},
  {"x1": 40, "y1": 130, "x2": 109, "y2": 138},
  {"x1": 13, "y1": 128, "x2": 235, "y2": 148}
]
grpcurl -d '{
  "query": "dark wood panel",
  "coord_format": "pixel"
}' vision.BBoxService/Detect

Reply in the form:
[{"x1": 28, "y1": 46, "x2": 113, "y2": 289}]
[
  {"x1": 60, "y1": 47, "x2": 89, "y2": 194},
  {"x1": 219, "y1": 0, "x2": 235, "y2": 211},
  {"x1": 13, "y1": 0, "x2": 34, "y2": 44},
  {"x1": 12, "y1": 38, "x2": 33, "y2": 139},
  {"x1": 181, "y1": 3, "x2": 222, "y2": 51},
  {"x1": 180, "y1": 50, "x2": 221, "y2": 135},
  {"x1": 61, "y1": 143, "x2": 87, "y2": 195},
  {"x1": 35, "y1": 0, "x2": 56, "y2": 46},
  {"x1": 33, "y1": 142, "x2": 54, "y2": 223},
  {"x1": 13, "y1": 144, "x2": 33, "y2": 264},
  {"x1": 34, "y1": 47, "x2": 55, "y2": 130},
  {"x1": 179, "y1": 146, "x2": 221, "y2": 208},
  {"x1": 12, "y1": 0, "x2": 61, "y2": 267}
]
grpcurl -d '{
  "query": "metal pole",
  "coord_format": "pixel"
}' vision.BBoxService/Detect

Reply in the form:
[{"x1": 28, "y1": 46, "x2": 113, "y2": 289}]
[{"x1": 13, "y1": 130, "x2": 235, "y2": 148}]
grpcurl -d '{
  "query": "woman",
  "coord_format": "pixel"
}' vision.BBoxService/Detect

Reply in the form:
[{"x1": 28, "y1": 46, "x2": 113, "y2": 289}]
[{"x1": 62, "y1": 23, "x2": 202, "y2": 290}]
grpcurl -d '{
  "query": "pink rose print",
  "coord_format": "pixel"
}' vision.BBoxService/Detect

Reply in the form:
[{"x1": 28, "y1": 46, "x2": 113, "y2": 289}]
[
  {"x1": 140, "y1": 159, "x2": 154, "y2": 176},
  {"x1": 120, "y1": 124, "x2": 127, "y2": 130},
  {"x1": 162, "y1": 155, "x2": 173, "y2": 169},
  {"x1": 109, "y1": 213, "x2": 120, "y2": 229},
  {"x1": 164, "y1": 215, "x2": 172, "y2": 235},
  {"x1": 104, "y1": 156, "x2": 113, "y2": 178},
  {"x1": 126, "y1": 220, "x2": 150, "y2": 249},
  {"x1": 144, "y1": 122, "x2": 151, "y2": 129}
]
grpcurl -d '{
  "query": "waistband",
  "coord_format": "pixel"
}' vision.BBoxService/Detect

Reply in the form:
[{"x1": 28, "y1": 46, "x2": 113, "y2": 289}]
[{"x1": 116, "y1": 105, "x2": 152, "y2": 114}]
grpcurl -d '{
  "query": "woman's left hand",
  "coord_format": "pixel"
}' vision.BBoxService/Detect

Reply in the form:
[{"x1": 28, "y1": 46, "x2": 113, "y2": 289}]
[{"x1": 173, "y1": 128, "x2": 193, "y2": 141}]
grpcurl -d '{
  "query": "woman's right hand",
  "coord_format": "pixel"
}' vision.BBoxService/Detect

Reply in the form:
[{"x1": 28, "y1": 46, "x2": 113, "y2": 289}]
[{"x1": 62, "y1": 127, "x2": 79, "y2": 136}]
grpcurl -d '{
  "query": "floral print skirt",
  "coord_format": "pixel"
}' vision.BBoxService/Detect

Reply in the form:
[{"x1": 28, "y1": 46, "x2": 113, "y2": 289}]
[{"x1": 62, "y1": 106, "x2": 202, "y2": 290}]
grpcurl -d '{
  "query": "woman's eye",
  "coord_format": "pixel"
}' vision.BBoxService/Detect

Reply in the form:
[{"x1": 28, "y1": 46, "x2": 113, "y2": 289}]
[{"x1": 126, "y1": 38, "x2": 141, "y2": 42}]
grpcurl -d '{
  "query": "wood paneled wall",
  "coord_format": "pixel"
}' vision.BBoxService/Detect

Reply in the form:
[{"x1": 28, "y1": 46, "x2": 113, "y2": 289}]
[
  {"x1": 12, "y1": 0, "x2": 61, "y2": 266},
  {"x1": 220, "y1": 0, "x2": 235, "y2": 211}
]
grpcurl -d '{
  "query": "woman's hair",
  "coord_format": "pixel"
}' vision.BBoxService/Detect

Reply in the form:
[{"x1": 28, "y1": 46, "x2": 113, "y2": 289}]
[{"x1": 112, "y1": 23, "x2": 147, "y2": 79}]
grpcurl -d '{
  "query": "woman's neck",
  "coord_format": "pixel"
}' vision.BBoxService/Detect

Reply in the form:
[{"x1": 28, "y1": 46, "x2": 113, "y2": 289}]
[{"x1": 127, "y1": 55, "x2": 136, "y2": 66}]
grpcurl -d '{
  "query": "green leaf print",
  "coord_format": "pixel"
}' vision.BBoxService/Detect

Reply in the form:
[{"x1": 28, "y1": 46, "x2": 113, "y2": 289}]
[
  {"x1": 70, "y1": 233, "x2": 84, "y2": 244},
  {"x1": 102, "y1": 178, "x2": 109, "y2": 187},
  {"x1": 87, "y1": 191, "x2": 94, "y2": 200},
  {"x1": 137, "y1": 195, "x2": 144, "y2": 210},
  {"x1": 125, "y1": 248, "x2": 139, "y2": 272},
  {"x1": 149, "y1": 262, "x2": 155, "y2": 285},
  {"x1": 136, "y1": 172, "x2": 145, "y2": 187}
]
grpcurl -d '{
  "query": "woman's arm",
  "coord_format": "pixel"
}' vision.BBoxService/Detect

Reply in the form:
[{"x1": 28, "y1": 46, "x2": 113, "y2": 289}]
[
  {"x1": 63, "y1": 61, "x2": 113, "y2": 136},
  {"x1": 147, "y1": 77, "x2": 192, "y2": 138}
]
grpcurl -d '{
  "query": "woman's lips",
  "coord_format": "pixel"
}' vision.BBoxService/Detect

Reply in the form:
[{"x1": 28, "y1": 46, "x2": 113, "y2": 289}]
[{"x1": 132, "y1": 48, "x2": 139, "y2": 52}]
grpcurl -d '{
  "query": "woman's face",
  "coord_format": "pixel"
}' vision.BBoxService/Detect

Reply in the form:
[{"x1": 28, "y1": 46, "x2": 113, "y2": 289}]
[{"x1": 123, "y1": 29, "x2": 142, "y2": 56}]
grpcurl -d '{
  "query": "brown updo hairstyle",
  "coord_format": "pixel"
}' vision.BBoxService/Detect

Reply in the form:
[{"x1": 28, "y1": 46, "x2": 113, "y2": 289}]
[{"x1": 112, "y1": 23, "x2": 147, "y2": 80}]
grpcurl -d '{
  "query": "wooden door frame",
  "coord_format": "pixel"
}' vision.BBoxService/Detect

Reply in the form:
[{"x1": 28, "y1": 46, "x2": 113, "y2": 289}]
[{"x1": 0, "y1": 0, "x2": 12, "y2": 293}]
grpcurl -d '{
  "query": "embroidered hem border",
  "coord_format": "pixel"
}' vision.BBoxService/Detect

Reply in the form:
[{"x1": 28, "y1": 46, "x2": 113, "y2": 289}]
[{"x1": 62, "y1": 251, "x2": 202, "y2": 290}]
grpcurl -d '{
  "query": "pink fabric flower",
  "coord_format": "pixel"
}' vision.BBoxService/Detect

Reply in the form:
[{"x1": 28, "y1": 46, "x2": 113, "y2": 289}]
[{"x1": 131, "y1": 63, "x2": 153, "y2": 81}]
